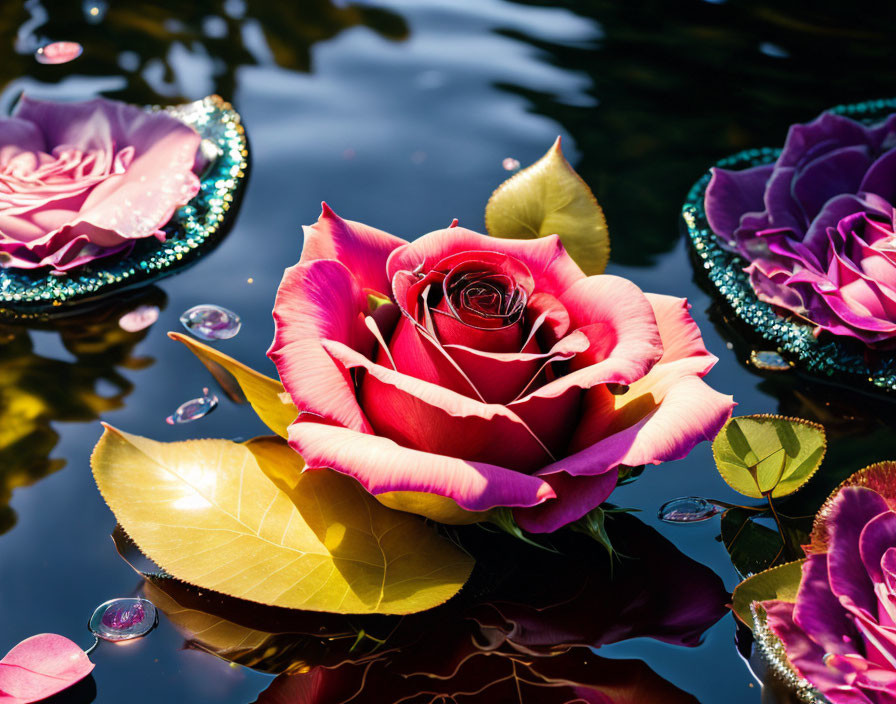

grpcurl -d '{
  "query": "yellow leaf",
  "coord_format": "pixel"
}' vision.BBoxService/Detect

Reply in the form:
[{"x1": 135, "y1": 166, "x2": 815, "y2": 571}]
[
  {"x1": 731, "y1": 559, "x2": 805, "y2": 628},
  {"x1": 168, "y1": 332, "x2": 297, "y2": 438},
  {"x1": 485, "y1": 137, "x2": 609, "y2": 275},
  {"x1": 712, "y1": 415, "x2": 826, "y2": 499},
  {"x1": 92, "y1": 427, "x2": 474, "y2": 614}
]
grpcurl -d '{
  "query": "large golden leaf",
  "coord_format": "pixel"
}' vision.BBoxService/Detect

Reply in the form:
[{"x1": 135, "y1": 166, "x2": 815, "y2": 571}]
[
  {"x1": 92, "y1": 427, "x2": 474, "y2": 614},
  {"x1": 485, "y1": 137, "x2": 609, "y2": 275},
  {"x1": 168, "y1": 332, "x2": 297, "y2": 438}
]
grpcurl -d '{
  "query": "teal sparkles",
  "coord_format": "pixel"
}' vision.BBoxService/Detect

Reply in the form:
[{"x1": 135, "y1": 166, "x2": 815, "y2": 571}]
[
  {"x1": 0, "y1": 95, "x2": 249, "y2": 320},
  {"x1": 683, "y1": 97, "x2": 896, "y2": 396}
]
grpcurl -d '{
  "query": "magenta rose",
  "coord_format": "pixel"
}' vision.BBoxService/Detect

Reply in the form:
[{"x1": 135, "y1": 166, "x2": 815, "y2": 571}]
[
  {"x1": 0, "y1": 96, "x2": 201, "y2": 272},
  {"x1": 761, "y1": 473, "x2": 896, "y2": 703},
  {"x1": 269, "y1": 205, "x2": 734, "y2": 532},
  {"x1": 704, "y1": 110, "x2": 896, "y2": 346}
]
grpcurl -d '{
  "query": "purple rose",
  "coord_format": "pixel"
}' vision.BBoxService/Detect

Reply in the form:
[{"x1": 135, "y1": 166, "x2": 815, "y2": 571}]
[
  {"x1": 760, "y1": 481, "x2": 896, "y2": 703},
  {"x1": 704, "y1": 110, "x2": 896, "y2": 346},
  {"x1": 0, "y1": 96, "x2": 201, "y2": 272}
]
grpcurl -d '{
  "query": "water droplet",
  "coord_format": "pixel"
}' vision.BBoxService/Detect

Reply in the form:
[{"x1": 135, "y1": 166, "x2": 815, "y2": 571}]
[
  {"x1": 89, "y1": 598, "x2": 157, "y2": 642},
  {"x1": 823, "y1": 652, "x2": 839, "y2": 668},
  {"x1": 82, "y1": 0, "x2": 107, "y2": 23},
  {"x1": 817, "y1": 280, "x2": 837, "y2": 292},
  {"x1": 502, "y1": 157, "x2": 521, "y2": 171},
  {"x1": 166, "y1": 388, "x2": 218, "y2": 425},
  {"x1": 180, "y1": 304, "x2": 241, "y2": 340},
  {"x1": 749, "y1": 350, "x2": 792, "y2": 371},
  {"x1": 658, "y1": 497, "x2": 721, "y2": 524},
  {"x1": 119, "y1": 305, "x2": 160, "y2": 333},
  {"x1": 35, "y1": 41, "x2": 83, "y2": 65}
]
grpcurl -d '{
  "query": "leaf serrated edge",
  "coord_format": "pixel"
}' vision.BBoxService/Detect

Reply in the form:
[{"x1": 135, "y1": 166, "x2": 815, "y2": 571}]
[
  {"x1": 731, "y1": 558, "x2": 805, "y2": 628},
  {"x1": 711, "y1": 414, "x2": 827, "y2": 499}
]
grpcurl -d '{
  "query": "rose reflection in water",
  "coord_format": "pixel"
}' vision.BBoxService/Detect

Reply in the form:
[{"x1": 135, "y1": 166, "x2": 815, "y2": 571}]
[
  {"x1": 117, "y1": 513, "x2": 728, "y2": 703},
  {"x1": 0, "y1": 288, "x2": 164, "y2": 535}
]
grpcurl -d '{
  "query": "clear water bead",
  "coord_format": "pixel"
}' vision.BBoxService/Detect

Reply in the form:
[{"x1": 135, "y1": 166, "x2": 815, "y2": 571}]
[
  {"x1": 89, "y1": 598, "x2": 157, "y2": 642},
  {"x1": 166, "y1": 388, "x2": 218, "y2": 424},
  {"x1": 119, "y1": 305, "x2": 160, "y2": 333},
  {"x1": 502, "y1": 157, "x2": 521, "y2": 171},
  {"x1": 658, "y1": 497, "x2": 721, "y2": 524},
  {"x1": 749, "y1": 350, "x2": 792, "y2": 371},
  {"x1": 35, "y1": 41, "x2": 83, "y2": 65},
  {"x1": 180, "y1": 304, "x2": 241, "y2": 340}
]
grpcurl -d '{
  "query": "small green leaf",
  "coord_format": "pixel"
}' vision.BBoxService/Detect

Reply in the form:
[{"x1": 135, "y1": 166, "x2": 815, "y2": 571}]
[
  {"x1": 570, "y1": 506, "x2": 618, "y2": 559},
  {"x1": 720, "y1": 508, "x2": 809, "y2": 577},
  {"x1": 169, "y1": 332, "x2": 297, "y2": 438},
  {"x1": 485, "y1": 137, "x2": 610, "y2": 275},
  {"x1": 731, "y1": 559, "x2": 805, "y2": 628},
  {"x1": 712, "y1": 415, "x2": 826, "y2": 499},
  {"x1": 489, "y1": 508, "x2": 558, "y2": 553}
]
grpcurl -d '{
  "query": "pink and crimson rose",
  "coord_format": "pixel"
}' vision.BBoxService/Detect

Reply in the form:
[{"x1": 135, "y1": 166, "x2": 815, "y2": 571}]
[
  {"x1": 0, "y1": 96, "x2": 201, "y2": 272},
  {"x1": 269, "y1": 204, "x2": 734, "y2": 532}
]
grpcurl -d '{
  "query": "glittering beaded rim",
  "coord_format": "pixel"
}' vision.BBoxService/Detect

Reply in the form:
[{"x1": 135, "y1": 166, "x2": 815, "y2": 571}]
[
  {"x1": 750, "y1": 604, "x2": 829, "y2": 704},
  {"x1": 683, "y1": 97, "x2": 896, "y2": 395},
  {"x1": 0, "y1": 94, "x2": 248, "y2": 320}
]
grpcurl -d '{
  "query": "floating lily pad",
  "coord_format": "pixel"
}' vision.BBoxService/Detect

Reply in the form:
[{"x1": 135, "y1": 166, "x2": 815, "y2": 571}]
[{"x1": 0, "y1": 95, "x2": 249, "y2": 320}]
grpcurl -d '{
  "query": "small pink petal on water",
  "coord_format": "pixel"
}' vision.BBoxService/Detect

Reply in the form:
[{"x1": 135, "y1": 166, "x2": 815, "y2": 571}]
[
  {"x1": 502, "y1": 157, "x2": 521, "y2": 171},
  {"x1": 119, "y1": 305, "x2": 160, "y2": 333},
  {"x1": 0, "y1": 633, "x2": 94, "y2": 703},
  {"x1": 34, "y1": 41, "x2": 84, "y2": 65}
]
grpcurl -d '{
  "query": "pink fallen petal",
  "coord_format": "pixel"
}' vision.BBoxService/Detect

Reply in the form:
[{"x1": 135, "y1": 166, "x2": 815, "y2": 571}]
[{"x1": 0, "y1": 634, "x2": 93, "y2": 704}]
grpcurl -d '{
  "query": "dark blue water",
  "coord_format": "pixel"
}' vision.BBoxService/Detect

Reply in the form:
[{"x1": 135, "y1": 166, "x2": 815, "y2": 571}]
[{"x1": 2, "y1": 1, "x2": 896, "y2": 701}]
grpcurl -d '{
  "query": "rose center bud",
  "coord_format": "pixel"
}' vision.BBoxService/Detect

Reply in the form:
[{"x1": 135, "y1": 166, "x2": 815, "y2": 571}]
[{"x1": 441, "y1": 269, "x2": 527, "y2": 330}]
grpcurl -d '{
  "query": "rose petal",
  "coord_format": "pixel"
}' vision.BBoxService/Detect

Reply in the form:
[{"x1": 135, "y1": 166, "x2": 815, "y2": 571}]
[
  {"x1": 860, "y1": 148, "x2": 896, "y2": 203},
  {"x1": 792, "y1": 554, "x2": 860, "y2": 658},
  {"x1": 288, "y1": 420, "x2": 556, "y2": 514},
  {"x1": 763, "y1": 600, "x2": 872, "y2": 704},
  {"x1": 859, "y1": 511, "x2": 896, "y2": 585},
  {"x1": 792, "y1": 145, "x2": 872, "y2": 221},
  {"x1": 323, "y1": 338, "x2": 555, "y2": 471},
  {"x1": 704, "y1": 164, "x2": 773, "y2": 240},
  {"x1": 386, "y1": 226, "x2": 584, "y2": 299},
  {"x1": 269, "y1": 259, "x2": 374, "y2": 433},
  {"x1": 827, "y1": 487, "x2": 890, "y2": 619},
  {"x1": 300, "y1": 203, "x2": 407, "y2": 297},
  {"x1": 514, "y1": 469, "x2": 619, "y2": 533},
  {"x1": 0, "y1": 634, "x2": 93, "y2": 704}
]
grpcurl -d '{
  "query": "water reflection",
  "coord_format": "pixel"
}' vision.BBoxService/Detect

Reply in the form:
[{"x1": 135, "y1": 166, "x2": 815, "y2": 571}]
[
  {"x1": 0, "y1": 289, "x2": 164, "y2": 535},
  {"x1": 2, "y1": 0, "x2": 408, "y2": 105},
  {"x1": 118, "y1": 513, "x2": 727, "y2": 702},
  {"x1": 501, "y1": 0, "x2": 896, "y2": 266}
]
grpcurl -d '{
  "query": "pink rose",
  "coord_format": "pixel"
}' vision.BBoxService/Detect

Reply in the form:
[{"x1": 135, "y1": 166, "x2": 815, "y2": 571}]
[
  {"x1": 269, "y1": 205, "x2": 734, "y2": 532},
  {"x1": 0, "y1": 96, "x2": 201, "y2": 272}
]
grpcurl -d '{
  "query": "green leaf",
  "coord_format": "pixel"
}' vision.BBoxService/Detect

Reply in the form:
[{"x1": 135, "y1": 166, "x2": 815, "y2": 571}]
[
  {"x1": 92, "y1": 426, "x2": 474, "y2": 615},
  {"x1": 712, "y1": 415, "x2": 826, "y2": 499},
  {"x1": 731, "y1": 559, "x2": 805, "y2": 628},
  {"x1": 485, "y1": 137, "x2": 610, "y2": 276},
  {"x1": 569, "y1": 506, "x2": 618, "y2": 558},
  {"x1": 169, "y1": 332, "x2": 297, "y2": 438},
  {"x1": 720, "y1": 507, "x2": 809, "y2": 577}
]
